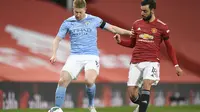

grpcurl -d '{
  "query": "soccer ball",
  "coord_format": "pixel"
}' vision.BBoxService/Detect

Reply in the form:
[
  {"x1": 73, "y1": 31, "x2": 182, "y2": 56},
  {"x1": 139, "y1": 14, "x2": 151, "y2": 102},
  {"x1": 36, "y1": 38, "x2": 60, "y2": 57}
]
[{"x1": 48, "y1": 107, "x2": 63, "y2": 112}]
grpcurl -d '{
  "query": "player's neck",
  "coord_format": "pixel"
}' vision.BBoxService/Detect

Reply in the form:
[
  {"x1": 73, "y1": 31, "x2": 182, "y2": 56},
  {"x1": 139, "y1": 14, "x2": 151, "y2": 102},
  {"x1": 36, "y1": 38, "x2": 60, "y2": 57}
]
[
  {"x1": 77, "y1": 14, "x2": 87, "y2": 21},
  {"x1": 149, "y1": 15, "x2": 156, "y2": 23},
  {"x1": 82, "y1": 14, "x2": 87, "y2": 20}
]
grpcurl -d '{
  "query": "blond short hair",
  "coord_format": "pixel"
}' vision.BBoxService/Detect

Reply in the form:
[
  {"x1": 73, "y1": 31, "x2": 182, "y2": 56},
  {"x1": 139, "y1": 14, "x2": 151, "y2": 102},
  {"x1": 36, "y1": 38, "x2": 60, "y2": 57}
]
[{"x1": 73, "y1": 0, "x2": 86, "y2": 8}]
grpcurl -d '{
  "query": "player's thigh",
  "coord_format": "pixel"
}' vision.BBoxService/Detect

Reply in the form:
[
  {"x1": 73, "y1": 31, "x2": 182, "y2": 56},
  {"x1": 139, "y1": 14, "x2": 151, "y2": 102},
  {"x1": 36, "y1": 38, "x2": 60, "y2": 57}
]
[
  {"x1": 62, "y1": 55, "x2": 84, "y2": 80},
  {"x1": 127, "y1": 64, "x2": 143, "y2": 87},
  {"x1": 84, "y1": 55, "x2": 100, "y2": 84},
  {"x1": 58, "y1": 71, "x2": 72, "y2": 87},
  {"x1": 143, "y1": 62, "x2": 160, "y2": 85}
]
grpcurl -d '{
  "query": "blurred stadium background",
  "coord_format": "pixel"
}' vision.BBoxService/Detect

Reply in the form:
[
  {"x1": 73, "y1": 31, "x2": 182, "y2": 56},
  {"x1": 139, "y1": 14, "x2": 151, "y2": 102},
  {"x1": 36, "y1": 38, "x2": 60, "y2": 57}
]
[{"x1": 0, "y1": 0, "x2": 200, "y2": 111}]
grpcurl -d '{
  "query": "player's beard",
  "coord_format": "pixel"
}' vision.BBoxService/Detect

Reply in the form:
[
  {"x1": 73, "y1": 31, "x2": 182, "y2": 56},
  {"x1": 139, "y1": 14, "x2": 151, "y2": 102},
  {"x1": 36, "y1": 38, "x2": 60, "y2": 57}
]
[{"x1": 143, "y1": 13, "x2": 152, "y2": 22}]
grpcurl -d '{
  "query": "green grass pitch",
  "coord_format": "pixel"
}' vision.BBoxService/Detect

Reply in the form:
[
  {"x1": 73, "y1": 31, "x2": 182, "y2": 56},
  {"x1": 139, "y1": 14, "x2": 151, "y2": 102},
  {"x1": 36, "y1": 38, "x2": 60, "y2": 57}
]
[{"x1": 2, "y1": 105, "x2": 200, "y2": 112}]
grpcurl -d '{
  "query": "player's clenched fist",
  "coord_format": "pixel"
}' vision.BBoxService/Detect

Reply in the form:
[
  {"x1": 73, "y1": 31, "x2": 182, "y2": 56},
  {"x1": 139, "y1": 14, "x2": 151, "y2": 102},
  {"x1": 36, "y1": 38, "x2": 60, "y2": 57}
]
[
  {"x1": 50, "y1": 55, "x2": 56, "y2": 64},
  {"x1": 113, "y1": 34, "x2": 121, "y2": 43}
]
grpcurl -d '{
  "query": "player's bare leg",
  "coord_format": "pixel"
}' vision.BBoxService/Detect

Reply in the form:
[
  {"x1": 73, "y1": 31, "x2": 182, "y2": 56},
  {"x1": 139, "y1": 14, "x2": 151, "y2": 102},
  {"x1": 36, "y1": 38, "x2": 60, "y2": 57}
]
[
  {"x1": 55, "y1": 71, "x2": 72, "y2": 107},
  {"x1": 139, "y1": 79, "x2": 154, "y2": 112},
  {"x1": 85, "y1": 69, "x2": 98, "y2": 112},
  {"x1": 58, "y1": 71, "x2": 72, "y2": 87},
  {"x1": 128, "y1": 86, "x2": 140, "y2": 112},
  {"x1": 128, "y1": 86, "x2": 140, "y2": 104}
]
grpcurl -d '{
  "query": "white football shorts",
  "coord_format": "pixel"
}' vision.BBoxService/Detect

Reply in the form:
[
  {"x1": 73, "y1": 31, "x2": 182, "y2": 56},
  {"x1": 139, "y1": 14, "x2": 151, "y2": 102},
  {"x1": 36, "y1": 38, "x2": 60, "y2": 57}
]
[
  {"x1": 61, "y1": 55, "x2": 100, "y2": 80},
  {"x1": 127, "y1": 62, "x2": 160, "y2": 87}
]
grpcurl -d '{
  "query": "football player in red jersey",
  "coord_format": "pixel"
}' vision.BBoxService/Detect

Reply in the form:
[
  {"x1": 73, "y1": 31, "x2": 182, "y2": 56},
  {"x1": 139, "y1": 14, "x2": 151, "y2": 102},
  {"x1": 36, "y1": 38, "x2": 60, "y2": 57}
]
[{"x1": 114, "y1": 0, "x2": 183, "y2": 112}]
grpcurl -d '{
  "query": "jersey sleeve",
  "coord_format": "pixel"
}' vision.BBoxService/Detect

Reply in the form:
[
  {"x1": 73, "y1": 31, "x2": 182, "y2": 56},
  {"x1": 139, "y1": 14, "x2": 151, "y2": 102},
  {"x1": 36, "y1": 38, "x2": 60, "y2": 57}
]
[
  {"x1": 162, "y1": 25, "x2": 170, "y2": 40},
  {"x1": 119, "y1": 37, "x2": 136, "y2": 48},
  {"x1": 56, "y1": 20, "x2": 69, "y2": 39},
  {"x1": 94, "y1": 16, "x2": 108, "y2": 29}
]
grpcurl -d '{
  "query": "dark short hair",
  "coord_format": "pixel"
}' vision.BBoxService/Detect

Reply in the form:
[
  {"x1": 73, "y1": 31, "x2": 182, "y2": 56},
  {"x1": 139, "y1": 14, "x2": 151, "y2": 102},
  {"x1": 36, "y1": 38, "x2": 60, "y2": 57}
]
[{"x1": 141, "y1": 0, "x2": 156, "y2": 9}]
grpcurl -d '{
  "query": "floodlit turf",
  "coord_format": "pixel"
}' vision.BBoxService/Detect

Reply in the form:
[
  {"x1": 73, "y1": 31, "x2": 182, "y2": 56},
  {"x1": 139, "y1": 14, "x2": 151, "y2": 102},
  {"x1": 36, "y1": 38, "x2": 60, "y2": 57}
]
[{"x1": 2, "y1": 105, "x2": 200, "y2": 112}]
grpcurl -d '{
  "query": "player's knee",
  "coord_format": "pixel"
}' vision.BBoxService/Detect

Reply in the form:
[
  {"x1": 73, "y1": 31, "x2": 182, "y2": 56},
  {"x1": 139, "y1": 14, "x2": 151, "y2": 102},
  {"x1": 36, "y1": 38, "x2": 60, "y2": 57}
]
[
  {"x1": 85, "y1": 70, "x2": 97, "y2": 87},
  {"x1": 58, "y1": 71, "x2": 72, "y2": 87},
  {"x1": 128, "y1": 86, "x2": 139, "y2": 99},
  {"x1": 85, "y1": 78, "x2": 95, "y2": 87},
  {"x1": 143, "y1": 79, "x2": 154, "y2": 90}
]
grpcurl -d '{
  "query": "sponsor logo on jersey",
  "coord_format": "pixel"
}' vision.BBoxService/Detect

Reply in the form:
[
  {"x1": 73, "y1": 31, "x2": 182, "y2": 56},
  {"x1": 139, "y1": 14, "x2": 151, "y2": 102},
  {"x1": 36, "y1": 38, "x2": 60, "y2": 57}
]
[
  {"x1": 138, "y1": 34, "x2": 154, "y2": 43},
  {"x1": 139, "y1": 34, "x2": 154, "y2": 40}
]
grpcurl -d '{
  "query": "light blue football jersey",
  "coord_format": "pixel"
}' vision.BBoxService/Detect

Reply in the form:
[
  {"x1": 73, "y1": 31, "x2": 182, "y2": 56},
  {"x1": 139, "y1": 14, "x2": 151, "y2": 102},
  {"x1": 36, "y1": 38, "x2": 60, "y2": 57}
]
[{"x1": 57, "y1": 14, "x2": 109, "y2": 56}]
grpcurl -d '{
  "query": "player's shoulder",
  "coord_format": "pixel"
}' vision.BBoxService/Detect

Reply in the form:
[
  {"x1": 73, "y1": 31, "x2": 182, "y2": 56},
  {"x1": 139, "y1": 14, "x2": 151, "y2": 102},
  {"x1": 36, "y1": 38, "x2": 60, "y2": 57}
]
[
  {"x1": 132, "y1": 19, "x2": 143, "y2": 27},
  {"x1": 156, "y1": 19, "x2": 168, "y2": 26},
  {"x1": 134, "y1": 18, "x2": 143, "y2": 24},
  {"x1": 155, "y1": 19, "x2": 169, "y2": 31},
  {"x1": 65, "y1": 16, "x2": 76, "y2": 22},
  {"x1": 87, "y1": 14, "x2": 100, "y2": 20}
]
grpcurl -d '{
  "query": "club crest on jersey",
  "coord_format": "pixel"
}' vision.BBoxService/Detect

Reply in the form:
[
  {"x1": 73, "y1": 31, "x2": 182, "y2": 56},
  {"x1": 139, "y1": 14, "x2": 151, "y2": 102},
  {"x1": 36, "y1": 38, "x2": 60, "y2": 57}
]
[
  {"x1": 151, "y1": 28, "x2": 157, "y2": 33},
  {"x1": 85, "y1": 21, "x2": 90, "y2": 25},
  {"x1": 139, "y1": 34, "x2": 154, "y2": 40}
]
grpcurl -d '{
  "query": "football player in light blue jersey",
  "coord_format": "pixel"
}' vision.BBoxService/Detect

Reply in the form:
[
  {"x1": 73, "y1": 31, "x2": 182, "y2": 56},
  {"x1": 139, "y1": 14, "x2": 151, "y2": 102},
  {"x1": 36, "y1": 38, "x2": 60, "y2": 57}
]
[{"x1": 49, "y1": 0, "x2": 132, "y2": 112}]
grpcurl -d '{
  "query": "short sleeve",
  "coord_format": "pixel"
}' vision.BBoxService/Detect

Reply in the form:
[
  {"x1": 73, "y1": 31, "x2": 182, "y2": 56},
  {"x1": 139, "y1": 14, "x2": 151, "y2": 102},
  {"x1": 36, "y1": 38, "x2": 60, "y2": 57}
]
[
  {"x1": 94, "y1": 16, "x2": 108, "y2": 29},
  {"x1": 56, "y1": 20, "x2": 69, "y2": 39}
]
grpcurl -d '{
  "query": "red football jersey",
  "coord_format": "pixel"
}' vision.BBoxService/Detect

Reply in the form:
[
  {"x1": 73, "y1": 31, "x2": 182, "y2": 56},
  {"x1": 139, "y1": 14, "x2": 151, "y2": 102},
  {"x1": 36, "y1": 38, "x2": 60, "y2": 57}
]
[{"x1": 131, "y1": 18, "x2": 170, "y2": 63}]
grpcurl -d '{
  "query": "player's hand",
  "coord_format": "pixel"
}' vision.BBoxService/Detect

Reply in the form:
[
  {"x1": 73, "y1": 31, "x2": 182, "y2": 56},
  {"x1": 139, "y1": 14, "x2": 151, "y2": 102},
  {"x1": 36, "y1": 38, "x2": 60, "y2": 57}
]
[
  {"x1": 129, "y1": 31, "x2": 134, "y2": 36},
  {"x1": 50, "y1": 55, "x2": 57, "y2": 64},
  {"x1": 175, "y1": 66, "x2": 183, "y2": 76},
  {"x1": 113, "y1": 34, "x2": 121, "y2": 43}
]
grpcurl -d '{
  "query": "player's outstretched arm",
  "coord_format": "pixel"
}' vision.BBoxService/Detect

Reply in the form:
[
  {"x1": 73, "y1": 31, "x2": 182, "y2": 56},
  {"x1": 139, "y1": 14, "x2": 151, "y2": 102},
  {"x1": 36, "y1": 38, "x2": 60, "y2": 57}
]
[
  {"x1": 114, "y1": 34, "x2": 136, "y2": 48},
  {"x1": 164, "y1": 39, "x2": 183, "y2": 76},
  {"x1": 105, "y1": 24, "x2": 133, "y2": 36},
  {"x1": 50, "y1": 36, "x2": 62, "y2": 64}
]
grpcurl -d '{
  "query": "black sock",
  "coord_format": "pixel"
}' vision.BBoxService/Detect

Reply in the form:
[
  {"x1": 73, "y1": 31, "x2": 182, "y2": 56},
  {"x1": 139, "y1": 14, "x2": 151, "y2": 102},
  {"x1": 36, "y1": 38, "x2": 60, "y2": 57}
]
[
  {"x1": 130, "y1": 94, "x2": 140, "y2": 104},
  {"x1": 139, "y1": 89, "x2": 150, "y2": 112}
]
